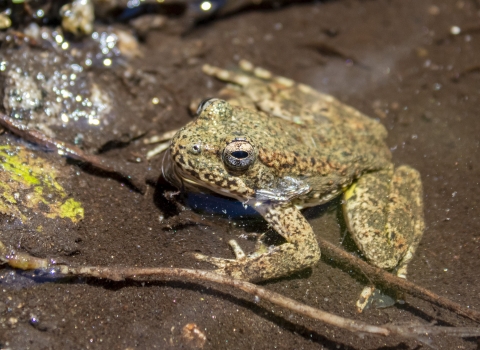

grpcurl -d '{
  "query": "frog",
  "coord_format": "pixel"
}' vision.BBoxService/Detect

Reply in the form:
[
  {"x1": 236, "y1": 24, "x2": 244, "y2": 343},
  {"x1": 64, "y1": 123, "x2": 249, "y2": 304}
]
[{"x1": 163, "y1": 60, "x2": 425, "y2": 310}]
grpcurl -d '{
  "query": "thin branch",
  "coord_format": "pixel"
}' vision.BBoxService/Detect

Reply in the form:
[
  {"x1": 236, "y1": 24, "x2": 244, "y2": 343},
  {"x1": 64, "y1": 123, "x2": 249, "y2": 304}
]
[
  {"x1": 158, "y1": 204, "x2": 480, "y2": 324},
  {"x1": 0, "y1": 241, "x2": 479, "y2": 346},
  {"x1": 0, "y1": 113, "x2": 146, "y2": 193},
  {"x1": 316, "y1": 238, "x2": 480, "y2": 324}
]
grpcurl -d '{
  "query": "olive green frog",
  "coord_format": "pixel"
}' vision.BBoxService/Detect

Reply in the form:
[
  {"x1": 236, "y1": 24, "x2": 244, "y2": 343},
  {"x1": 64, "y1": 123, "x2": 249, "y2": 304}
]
[{"x1": 163, "y1": 61, "x2": 424, "y2": 310}]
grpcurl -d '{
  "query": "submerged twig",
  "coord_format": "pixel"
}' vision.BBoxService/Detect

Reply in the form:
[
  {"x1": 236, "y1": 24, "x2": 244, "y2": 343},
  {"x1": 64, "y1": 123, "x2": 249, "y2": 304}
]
[
  {"x1": 0, "y1": 113, "x2": 146, "y2": 193},
  {"x1": 160, "y1": 200, "x2": 480, "y2": 325},
  {"x1": 0, "y1": 241, "x2": 479, "y2": 346},
  {"x1": 451, "y1": 64, "x2": 480, "y2": 82},
  {"x1": 317, "y1": 238, "x2": 480, "y2": 324},
  {"x1": 302, "y1": 40, "x2": 368, "y2": 69}
]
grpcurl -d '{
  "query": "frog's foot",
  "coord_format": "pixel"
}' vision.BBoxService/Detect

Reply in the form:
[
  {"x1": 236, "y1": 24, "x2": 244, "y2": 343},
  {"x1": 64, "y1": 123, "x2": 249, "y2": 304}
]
[
  {"x1": 202, "y1": 60, "x2": 389, "y2": 136},
  {"x1": 144, "y1": 129, "x2": 179, "y2": 159},
  {"x1": 194, "y1": 204, "x2": 320, "y2": 282},
  {"x1": 203, "y1": 60, "x2": 295, "y2": 89},
  {"x1": 195, "y1": 240, "x2": 246, "y2": 265},
  {"x1": 202, "y1": 61, "x2": 336, "y2": 125},
  {"x1": 356, "y1": 247, "x2": 417, "y2": 312},
  {"x1": 194, "y1": 240, "x2": 246, "y2": 271},
  {"x1": 343, "y1": 165, "x2": 424, "y2": 312},
  {"x1": 356, "y1": 249, "x2": 418, "y2": 312},
  {"x1": 194, "y1": 239, "x2": 275, "y2": 280},
  {"x1": 356, "y1": 286, "x2": 398, "y2": 312}
]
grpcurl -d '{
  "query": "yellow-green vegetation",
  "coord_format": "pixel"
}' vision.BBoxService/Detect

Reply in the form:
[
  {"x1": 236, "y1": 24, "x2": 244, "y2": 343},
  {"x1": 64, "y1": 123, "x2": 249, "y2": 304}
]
[
  {"x1": 0, "y1": 145, "x2": 84, "y2": 223},
  {"x1": 343, "y1": 182, "x2": 357, "y2": 202}
]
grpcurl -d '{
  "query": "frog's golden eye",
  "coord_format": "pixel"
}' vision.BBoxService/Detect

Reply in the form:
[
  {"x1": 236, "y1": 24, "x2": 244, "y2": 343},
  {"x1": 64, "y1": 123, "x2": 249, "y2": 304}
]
[
  {"x1": 222, "y1": 138, "x2": 255, "y2": 173},
  {"x1": 196, "y1": 98, "x2": 220, "y2": 115}
]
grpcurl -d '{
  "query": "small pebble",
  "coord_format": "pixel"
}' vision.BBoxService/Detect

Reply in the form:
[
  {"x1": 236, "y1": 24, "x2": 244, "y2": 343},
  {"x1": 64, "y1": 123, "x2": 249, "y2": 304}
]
[{"x1": 450, "y1": 26, "x2": 461, "y2": 35}]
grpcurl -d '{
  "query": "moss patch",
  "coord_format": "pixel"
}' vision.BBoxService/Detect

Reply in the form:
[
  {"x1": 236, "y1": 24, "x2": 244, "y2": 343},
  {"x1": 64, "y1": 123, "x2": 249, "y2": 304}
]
[{"x1": 0, "y1": 145, "x2": 84, "y2": 223}]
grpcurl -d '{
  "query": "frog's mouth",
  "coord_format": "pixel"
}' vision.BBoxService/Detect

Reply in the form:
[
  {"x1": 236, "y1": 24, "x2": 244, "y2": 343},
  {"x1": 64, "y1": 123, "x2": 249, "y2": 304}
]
[
  {"x1": 161, "y1": 151, "x2": 248, "y2": 201},
  {"x1": 162, "y1": 152, "x2": 255, "y2": 202},
  {"x1": 161, "y1": 151, "x2": 186, "y2": 190},
  {"x1": 162, "y1": 152, "x2": 316, "y2": 208}
]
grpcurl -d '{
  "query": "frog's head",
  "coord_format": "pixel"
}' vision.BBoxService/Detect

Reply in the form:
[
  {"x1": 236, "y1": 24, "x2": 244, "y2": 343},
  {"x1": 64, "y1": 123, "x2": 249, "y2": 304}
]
[{"x1": 163, "y1": 99, "x2": 260, "y2": 201}]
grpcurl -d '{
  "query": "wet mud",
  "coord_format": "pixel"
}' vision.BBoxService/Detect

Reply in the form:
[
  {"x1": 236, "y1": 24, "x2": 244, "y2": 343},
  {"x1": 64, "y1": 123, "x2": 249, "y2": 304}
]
[{"x1": 0, "y1": 0, "x2": 479, "y2": 349}]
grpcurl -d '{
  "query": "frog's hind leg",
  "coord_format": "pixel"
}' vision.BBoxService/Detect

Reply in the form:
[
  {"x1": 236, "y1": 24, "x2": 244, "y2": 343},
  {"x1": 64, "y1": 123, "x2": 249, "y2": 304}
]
[
  {"x1": 238, "y1": 60, "x2": 299, "y2": 88},
  {"x1": 202, "y1": 63, "x2": 255, "y2": 87},
  {"x1": 203, "y1": 60, "x2": 297, "y2": 93},
  {"x1": 203, "y1": 61, "x2": 338, "y2": 125},
  {"x1": 194, "y1": 204, "x2": 321, "y2": 282},
  {"x1": 343, "y1": 165, "x2": 424, "y2": 312},
  {"x1": 144, "y1": 129, "x2": 180, "y2": 159}
]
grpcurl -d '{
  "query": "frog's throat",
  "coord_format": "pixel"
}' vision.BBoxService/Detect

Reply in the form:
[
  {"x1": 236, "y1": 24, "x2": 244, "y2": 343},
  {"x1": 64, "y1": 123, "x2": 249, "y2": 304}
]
[{"x1": 255, "y1": 176, "x2": 311, "y2": 202}]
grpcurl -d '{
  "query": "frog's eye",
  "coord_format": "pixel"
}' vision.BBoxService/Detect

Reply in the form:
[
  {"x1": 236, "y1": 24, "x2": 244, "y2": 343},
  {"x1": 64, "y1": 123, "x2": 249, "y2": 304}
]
[
  {"x1": 222, "y1": 139, "x2": 255, "y2": 173},
  {"x1": 196, "y1": 98, "x2": 220, "y2": 115}
]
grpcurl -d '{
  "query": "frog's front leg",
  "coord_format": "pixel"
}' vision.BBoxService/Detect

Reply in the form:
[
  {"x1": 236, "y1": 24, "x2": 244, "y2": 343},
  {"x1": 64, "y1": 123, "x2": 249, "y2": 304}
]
[
  {"x1": 343, "y1": 165, "x2": 424, "y2": 311},
  {"x1": 195, "y1": 204, "x2": 320, "y2": 282}
]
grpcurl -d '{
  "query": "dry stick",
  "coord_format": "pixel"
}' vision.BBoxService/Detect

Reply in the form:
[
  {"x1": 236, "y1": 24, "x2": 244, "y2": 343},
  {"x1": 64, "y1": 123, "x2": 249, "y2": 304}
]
[
  {"x1": 317, "y1": 238, "x2": 480, "y2": 324},
  {"x1": 0, "y1": 241, "x2": 479, "y2": 344}
]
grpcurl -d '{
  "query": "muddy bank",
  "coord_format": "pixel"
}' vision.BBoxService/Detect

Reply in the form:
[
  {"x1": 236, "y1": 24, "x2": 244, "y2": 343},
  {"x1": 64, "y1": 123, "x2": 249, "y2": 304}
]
[{"x1": 0, "y1": 0, "x2": 479, "y2": 349}]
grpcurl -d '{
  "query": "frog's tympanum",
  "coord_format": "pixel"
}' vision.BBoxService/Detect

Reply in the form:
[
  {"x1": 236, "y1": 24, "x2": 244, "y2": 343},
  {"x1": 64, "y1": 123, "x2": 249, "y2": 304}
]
[{"x1": 163, "y1": 61, "x2": 424, "y2": 309}]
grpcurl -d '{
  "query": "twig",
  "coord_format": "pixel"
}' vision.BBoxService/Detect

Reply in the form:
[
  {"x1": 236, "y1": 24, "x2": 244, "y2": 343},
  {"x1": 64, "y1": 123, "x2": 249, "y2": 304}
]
[
  {"x1": 0, "y1": 241, "x2": 479, "y2": 346},
  {"x1": 451, "y1": 64, "x2": 480, "y2": 82},
  {"x1": 317, "y1": 238, "x2": 480, "y2": 324},
  {"x1": 0, "y1": 113, "x2": 146, "y2": 193}
]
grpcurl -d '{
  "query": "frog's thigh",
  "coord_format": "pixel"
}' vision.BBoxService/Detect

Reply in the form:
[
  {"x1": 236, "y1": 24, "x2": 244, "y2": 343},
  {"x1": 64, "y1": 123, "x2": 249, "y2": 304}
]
[
  {"x1": 197, "y1": 204, "x2": 320, "y2": 282},
  {"x1": 343, "y1": 165, "x2": 424, "y2": 272}
]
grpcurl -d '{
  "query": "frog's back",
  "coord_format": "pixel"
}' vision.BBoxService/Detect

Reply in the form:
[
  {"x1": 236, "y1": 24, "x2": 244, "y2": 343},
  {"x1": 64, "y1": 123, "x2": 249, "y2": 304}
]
[
  {"x1": 308, "y1": 92, "x2": 390, "y2": 158},
  {"x1": 220, "y1": 103, "x2": 391, "y2": 207},
  {"x1": 197, "y1": 62, "x2": 393, "y2": 201},
  {"x1": 233, "y1": 95, "x2": 391, "y2": 180},
  {"x1": 244, "y1": 76, "x2": 391, "y2": 164}
]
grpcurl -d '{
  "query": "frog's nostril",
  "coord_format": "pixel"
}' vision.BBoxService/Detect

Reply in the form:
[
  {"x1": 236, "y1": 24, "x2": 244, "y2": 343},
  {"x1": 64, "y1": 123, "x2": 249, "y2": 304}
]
[{"x1": 188, "y1": 143, "x2": 202, "y2": 155}]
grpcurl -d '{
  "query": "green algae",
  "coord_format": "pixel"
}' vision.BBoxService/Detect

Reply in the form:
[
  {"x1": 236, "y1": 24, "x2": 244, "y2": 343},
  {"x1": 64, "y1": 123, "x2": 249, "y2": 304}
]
[{"x1": 0, "y1": 145, "x2": 84, "y2": 223}]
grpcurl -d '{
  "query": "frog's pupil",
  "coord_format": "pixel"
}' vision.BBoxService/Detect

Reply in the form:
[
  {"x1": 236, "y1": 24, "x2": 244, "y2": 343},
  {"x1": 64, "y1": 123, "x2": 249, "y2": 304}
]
[{"x1": 232, "y1": 151, "x2": 248, "y2": 159}]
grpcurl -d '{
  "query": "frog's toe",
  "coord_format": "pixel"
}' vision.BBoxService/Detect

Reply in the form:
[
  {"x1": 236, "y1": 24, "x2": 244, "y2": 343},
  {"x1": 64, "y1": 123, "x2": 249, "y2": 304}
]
[
  {"x1": 239, "y1": 60, "x2": 274, "y2": 80},
  {"x1": 194, "y1": 239, "x2": 247, "y2": 267},
  {"x1": 228, "y1": 239, "x2": 246, "y2": 259},
  {"x1": 356, "y1": 286, "x2": 397, "y2": 313},
  {"x1": 356, "y1": 286, "x2": 375, "y2": 312},
  {"x1": 193, "y1": 253, "x2": 235, "y2": 269},
  {"x1": 240, "y1": 60, "x2": 296, "y2": 88},
  {"x1": 202, "y1": 64, "x2": 252, "y2": 87}
]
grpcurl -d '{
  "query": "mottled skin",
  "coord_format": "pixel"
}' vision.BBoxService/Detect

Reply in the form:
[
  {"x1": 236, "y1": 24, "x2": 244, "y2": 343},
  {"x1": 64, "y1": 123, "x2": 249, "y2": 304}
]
[{"x1": 164, "y1": 61, "x2": 424, "y2": 305}]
